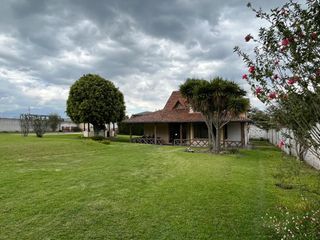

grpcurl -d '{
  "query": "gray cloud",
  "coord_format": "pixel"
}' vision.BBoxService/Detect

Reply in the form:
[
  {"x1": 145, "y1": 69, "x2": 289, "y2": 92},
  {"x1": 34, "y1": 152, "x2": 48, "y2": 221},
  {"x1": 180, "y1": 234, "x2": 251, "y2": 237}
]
[{"x1": 0, "y1": 0, "x2": 289, "y2": 117}]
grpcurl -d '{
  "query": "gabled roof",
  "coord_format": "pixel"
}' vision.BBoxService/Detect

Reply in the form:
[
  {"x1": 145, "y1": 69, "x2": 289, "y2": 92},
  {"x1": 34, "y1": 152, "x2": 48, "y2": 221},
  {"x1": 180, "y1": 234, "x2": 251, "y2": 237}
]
[
  {"x1": 163, "y1": 91, "x2": 188, "y2": 110},
  {"x1": 124, "y1": 91, "x2": 252, "y2": 124}
]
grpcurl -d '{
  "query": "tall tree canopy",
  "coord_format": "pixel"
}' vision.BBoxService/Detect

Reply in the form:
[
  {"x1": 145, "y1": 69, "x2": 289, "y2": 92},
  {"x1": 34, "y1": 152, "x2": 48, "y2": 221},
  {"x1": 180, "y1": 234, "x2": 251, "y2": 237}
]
[
  {"x1": 234, "y1": 0, "x2": 320, "y2": 158},
  {"x1": 66, "y1": 74, "x2": 125, "y2": 135},
  {"x1": 180, "y1": 77, "x2": 250, "y2": 153}
]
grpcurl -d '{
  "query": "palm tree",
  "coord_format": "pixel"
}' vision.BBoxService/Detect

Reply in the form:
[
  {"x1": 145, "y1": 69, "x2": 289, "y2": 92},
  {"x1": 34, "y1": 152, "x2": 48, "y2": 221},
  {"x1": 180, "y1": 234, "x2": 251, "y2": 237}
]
[{"x1": 180, "y1": 77, "x2": 250, "y2": 153}]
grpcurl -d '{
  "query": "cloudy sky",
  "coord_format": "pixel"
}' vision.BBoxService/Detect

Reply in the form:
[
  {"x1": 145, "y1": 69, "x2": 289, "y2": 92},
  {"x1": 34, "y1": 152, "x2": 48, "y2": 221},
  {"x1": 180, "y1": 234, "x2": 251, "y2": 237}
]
[{"x1": 0, "y1": 0, "x2": 290, "y2": 118}]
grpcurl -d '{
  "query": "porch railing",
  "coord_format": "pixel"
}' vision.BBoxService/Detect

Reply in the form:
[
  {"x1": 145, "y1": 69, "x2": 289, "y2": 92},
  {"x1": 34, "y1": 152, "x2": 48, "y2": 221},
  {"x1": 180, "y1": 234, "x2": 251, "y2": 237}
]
[
  {"x1": 131, "y1": 137, "x2": 163, "y2": 145},
  {"x1": 174, "y1": 138, "x2": 243, "y2": 148},
  {"x1": 173, "y1": 138, "x2": 209, "y2": 147}
]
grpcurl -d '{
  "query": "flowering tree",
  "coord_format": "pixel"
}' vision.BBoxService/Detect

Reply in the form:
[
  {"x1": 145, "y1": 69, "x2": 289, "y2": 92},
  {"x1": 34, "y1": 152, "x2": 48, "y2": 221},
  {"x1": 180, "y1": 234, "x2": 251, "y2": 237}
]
[{"x1": 234, "y1": 0, "x2": 320, "y2": 159}]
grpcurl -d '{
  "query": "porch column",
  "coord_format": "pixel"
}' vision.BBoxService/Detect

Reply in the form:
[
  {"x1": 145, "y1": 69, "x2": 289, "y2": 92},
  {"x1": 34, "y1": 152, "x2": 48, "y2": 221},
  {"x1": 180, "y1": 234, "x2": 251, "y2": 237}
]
[
  {"x1": 129, "y1": 124, "x2": 132, "y2": 142},
  {"x1": 154, "y1": 123, "x2": 157, "y2": 144},
  {"x1": 223, "y1": 125, "x2": 226, "y2": 148},
  {"x1": 180, "y1": 123, "x2": 183, "y2": 145},
  {"x1": 190, "y1": 123, "x2": 194, "y2": 140},
  {"x1": 240, "y1": 122, "x2": 245, "y2": 147}
]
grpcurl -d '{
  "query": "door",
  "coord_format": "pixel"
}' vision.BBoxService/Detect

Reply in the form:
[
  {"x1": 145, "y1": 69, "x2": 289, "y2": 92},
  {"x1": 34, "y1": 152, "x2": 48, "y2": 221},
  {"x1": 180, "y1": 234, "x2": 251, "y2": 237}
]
[{"x1": 169, "y1": 123, "x2": 187, "y2": 144}]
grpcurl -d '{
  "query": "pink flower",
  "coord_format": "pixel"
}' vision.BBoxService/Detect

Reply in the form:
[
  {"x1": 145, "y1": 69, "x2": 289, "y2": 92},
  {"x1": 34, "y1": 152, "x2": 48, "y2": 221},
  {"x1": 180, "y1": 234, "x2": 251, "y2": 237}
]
[
  {"x1": 268, "y1": 92, "x2": 277, "y2": 99},
  {"x1": 273, "y1": 74, "x2": 279, "y2": 80},
  {"x1": 255, "y1": 87, "x2": 262, "y2": 95},
  {"x1": 245, "y1": 34, "x2": 253, "y2": 42},
  {"x1": 288, "y1": 76, "x2": 300, "y2": 85},
  {"x1": 274, "y1": 59, "x2": 280, "y2": 65},
  {"x1": 278, "y1": 139, "x2": 285, "y2": 148},
  {"x1": 249, "y1": 66, "x2": 255, "y2": 73},
  {"x1": 311, "y1": 32, "x2": 317, "y2": 40},
  {"x1": 242, "y1": 74, "x2": 248, "y2": 80},
  {"x1": 281, "y1": 38, "x2": 290, "y2": 46},
  {"x1": 288, "y1": 78, "x2": 296, "y2": 85}
]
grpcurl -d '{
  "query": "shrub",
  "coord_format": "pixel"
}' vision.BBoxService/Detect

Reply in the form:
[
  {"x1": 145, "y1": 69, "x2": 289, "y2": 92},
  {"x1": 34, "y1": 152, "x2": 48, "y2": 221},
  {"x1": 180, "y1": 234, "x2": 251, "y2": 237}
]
[
  {"x1": 228, "y1": 148, "x2": 239, "y2": 154},
  {"x1": 91, "y1": 136, "x2": 105, "y2": 141},
  {"x1": 101, "y1": 140, "x2": 111, "y2": 145}
]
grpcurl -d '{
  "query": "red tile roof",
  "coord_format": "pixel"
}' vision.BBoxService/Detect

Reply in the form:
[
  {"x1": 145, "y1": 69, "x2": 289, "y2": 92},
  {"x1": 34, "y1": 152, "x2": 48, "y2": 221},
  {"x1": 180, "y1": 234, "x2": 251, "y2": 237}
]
[{"x1": 125, "y1": 91, "x2": 252, "y2": 123}]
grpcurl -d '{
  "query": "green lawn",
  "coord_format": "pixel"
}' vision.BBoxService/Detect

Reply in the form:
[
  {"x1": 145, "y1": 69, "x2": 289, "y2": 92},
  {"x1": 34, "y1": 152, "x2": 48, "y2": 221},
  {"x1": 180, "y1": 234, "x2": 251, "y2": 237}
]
[{"x1": 0, "y1": 134, "x2": 319, "y2": 239}]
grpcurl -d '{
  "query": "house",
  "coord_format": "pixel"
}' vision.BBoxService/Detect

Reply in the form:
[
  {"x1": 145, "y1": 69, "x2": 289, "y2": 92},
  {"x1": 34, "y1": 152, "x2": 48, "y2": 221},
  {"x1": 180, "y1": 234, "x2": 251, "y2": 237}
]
[{"x1": 124, "y1": 91, "x2": 252, "y2": 148}]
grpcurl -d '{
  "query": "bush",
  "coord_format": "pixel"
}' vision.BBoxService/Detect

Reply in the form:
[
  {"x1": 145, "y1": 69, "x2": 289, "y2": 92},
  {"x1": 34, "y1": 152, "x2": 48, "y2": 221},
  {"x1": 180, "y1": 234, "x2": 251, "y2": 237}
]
[
  {"x1": 228, "y1": 148, "x2": 239, "y2": 154},
  {"x1": 101, "y1": 140, "x2": 111, "y2": 145},
  {"x1": 91, "y1": 136, "x2": 105, "y2": 141},
  {"x1": 118, "y1": 122, "x2": 144, "y2": 135}
]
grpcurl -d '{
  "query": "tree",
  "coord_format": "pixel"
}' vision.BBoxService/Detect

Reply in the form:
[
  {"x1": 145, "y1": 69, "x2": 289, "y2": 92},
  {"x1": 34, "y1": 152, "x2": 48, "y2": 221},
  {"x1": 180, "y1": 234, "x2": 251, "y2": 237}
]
[
  {"x1": 234, "y1": 0, "x2": 320, "y2": 158},
  {"x1": 118, "y1": 116, "x2": 144, "y2": 135},
  {"x1": 66, "y1": 74, "x2": 126, "y2": 136},
  {"x1": 248, "y1": 107, "x2": 274, "y2": 130},
  {"x1": 180, "y1": 77, "x2": 250, "y2": 153},
  {"x1": 32, "y1": 115, "x2": 48, "y2": 137},
  {"x1": 48, "y1": 113, "x2": 62, "y2": 132}
]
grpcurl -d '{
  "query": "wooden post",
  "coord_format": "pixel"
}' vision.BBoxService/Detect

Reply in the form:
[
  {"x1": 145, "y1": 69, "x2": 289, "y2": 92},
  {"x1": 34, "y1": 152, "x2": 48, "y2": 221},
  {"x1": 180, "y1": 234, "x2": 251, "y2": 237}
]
[
  {"x1": 190, "y1": 123, "x2": 194, "y2": 140},
  {"x1": 223, "y1": 125, "x2": 226, "y2": 149},
  {"x1": 129, "y1": 124, "x2": 132, "y2": 142},
  {"x1": 240, "y1": 122, "x2": 245, "y2": 147},
  {"x1": 154, "y1": 123, "x2": 157, "y2": 144},
  {"x1": 180, "y1": 123, "x2": 183, "y2": 146}
]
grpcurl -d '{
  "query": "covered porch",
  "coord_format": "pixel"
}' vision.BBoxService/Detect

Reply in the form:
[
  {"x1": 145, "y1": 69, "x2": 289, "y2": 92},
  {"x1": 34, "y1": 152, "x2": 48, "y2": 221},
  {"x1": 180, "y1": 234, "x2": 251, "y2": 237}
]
[{"x1": 129, "y1": 121, "x2": 248, "y2": 148}]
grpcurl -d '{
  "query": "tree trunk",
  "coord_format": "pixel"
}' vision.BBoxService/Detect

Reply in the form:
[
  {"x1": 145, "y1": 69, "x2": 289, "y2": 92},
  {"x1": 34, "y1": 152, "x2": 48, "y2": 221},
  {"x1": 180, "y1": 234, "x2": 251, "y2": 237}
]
[
  {"x1": 296, "y1": 141, "x2": 307, "y2": 161},
  {"x1": 215, "y1": 125, "x2": 221, "y2": 153},
  {"x1": 206, "y1": 122, "x2": 214, "y2": 152}
]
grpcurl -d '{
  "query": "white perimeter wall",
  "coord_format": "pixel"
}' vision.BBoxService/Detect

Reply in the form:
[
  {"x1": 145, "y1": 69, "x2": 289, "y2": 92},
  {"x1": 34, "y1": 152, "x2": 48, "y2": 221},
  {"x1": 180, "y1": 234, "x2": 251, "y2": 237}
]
[
  {"x1": 249, "y1": 125, "x2": 268, "y2": 140},
  {"x1": 0, "y1": 118, "x2": 78, "y2": 132},
  {"x1": 268, "y1": 128, "x2": 320, "y2": 170},
  {"x1": 0, "y1": 118, "x2": 21, "y2": 132}
]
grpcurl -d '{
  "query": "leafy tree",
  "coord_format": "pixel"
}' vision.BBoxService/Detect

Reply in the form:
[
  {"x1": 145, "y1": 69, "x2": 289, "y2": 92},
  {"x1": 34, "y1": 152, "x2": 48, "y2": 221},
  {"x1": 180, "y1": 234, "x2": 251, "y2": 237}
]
[
  {"x1": 118, "y1": 116, "x2": 144, "y2": 135},
  {"x1": 234, "y1": 0, "x2": 320, "y2": 158},
  {"x1": 66, "y1": 74, "x2": 125, "y2": 136},
  {"x1": 180, "y1": 77, "x2": 250, "y2": 153},
  {"x1": 48, "y1": 113, "x2": 62, "y2": 132},
  {"x1": 248, "y1": 107, "x2": 273, "y2": 130}
]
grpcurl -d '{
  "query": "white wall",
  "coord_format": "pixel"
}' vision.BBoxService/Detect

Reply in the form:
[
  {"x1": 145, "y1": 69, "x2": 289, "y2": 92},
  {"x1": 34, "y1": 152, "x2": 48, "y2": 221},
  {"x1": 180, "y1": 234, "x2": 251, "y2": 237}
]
[
  {"x1": 0, "y1": 117, "x2": 79, "y2": 132},
  {"x1": 0, "y1": 118, "x2": 21, "y2": 132},
  {"x1": 227, "y1": 122, "x2": 241, "y2": 141},
  {"x1": 144, "y1": 123, "x2": 169, "y2": 143},
  {"x1": 249, "y1": 125, "x2": 268, "y2": 139},
  {"x1": 268, "y1": 128, "x2": 320, "y2": 170}
]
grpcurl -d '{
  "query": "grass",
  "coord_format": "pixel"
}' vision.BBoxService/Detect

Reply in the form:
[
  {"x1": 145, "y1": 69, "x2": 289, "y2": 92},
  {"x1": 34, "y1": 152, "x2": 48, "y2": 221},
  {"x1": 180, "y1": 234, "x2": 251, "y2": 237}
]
[{"x1": 0, "y1": 134, "x2": 319, "y2": 239}]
